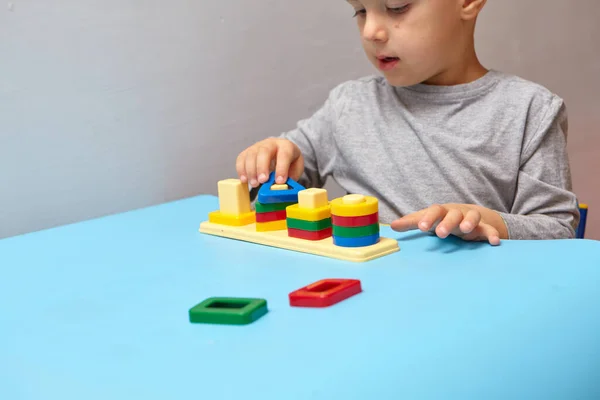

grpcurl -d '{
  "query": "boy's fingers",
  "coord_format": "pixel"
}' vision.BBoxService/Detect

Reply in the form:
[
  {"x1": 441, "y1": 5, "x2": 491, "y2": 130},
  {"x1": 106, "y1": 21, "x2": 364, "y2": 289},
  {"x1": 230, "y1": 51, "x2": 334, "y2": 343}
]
[
  {"x1": 256, "y1": 143, "x2": 277, "y2": 184},
  {"x1": 392, "y1": 205, "x2": 501, "y2": 245},
  {"x1": 235, "y1": 150, "x2": 248, "y2": 183},
  {"x1": 485, "y1": 225, "x2": 501, "y2": 246},
  {"x1": 275, "y1": 140, "x2": 304, "y2": 184},
  {"x1": 391, "y1": 205, "x2": 447, "y2": 232},
  {"x1": 390, "y1": 210, "x2": 426, "y2": 232},
  {"x1": 418, "y1": 205, "x2": 447, "y2": 231},
  {"x1": 436, "y1": 208, "x2": 463, "y2": 238},
  {"x1": 236, "y1": 139, "x2": 302, "y2": 188},
  {"x1": 473, "y1": 223, "x2": 501, "y2": 246},
  {"x1": 275, "y1": 141, "x2": 298, "y2": 184},
  {"x1": 289, "y1": 155, "x2": 305, "y2": 182},
  {"x1": 244, "y1": 147, "x2": 260, "y2": 187},
  {"x1": 460, "y1": 209, "x2": 481, "y2": 233}
]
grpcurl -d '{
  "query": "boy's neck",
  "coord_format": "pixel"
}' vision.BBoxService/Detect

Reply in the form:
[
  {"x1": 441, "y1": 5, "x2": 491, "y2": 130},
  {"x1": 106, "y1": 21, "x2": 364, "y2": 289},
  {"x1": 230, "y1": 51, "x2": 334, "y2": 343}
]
[
  {"x1": 423, "y1": 62, "x2": 488, "y2": 87},
  {"x1": 422, "y1": 38, "x2": 488, "y2": 87}
]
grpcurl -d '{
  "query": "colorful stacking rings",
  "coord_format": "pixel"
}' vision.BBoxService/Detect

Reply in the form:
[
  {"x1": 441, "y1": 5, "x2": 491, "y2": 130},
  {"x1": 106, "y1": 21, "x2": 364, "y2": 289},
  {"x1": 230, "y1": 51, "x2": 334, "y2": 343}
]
[{"x1": 330, "y1": 195, "x2": 380, "y2": 247}]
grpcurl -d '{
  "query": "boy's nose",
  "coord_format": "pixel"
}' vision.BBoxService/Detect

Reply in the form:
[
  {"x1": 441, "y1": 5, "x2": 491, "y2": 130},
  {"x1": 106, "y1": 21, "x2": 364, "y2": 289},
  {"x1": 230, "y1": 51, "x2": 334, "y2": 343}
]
[{"x1": 362, "y1": 16, "x2": 388, "y2": 42}]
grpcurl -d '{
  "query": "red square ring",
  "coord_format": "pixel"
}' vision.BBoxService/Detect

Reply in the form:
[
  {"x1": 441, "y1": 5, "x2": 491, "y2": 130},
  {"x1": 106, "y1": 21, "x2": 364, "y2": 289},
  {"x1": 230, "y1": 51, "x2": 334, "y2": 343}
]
[{"x1": 289, "y1": 279, "x2": 362, "y2": 307}]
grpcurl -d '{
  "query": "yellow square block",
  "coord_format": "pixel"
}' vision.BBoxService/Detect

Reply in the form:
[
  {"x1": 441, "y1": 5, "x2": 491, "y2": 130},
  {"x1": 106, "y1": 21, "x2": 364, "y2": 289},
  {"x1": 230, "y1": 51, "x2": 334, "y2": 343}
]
[
  {"x1": 298, "y1": 188, "x2": 328, "y2": 209},
  {"x1": 271, "y1": 184, "x2": 289, "y2": 191},
  {"x1": 286, "y1": 204, "x2": 331, "y2": 222},
  {"x1": 208, "y1": 210, "x2": 256, "y2": 226},
  {"x1": 256, "y1": 219, "x2": 287, "y2": 232},
  {"x1": 217, "y1": 179, "x2": 251, "y2": 215}
]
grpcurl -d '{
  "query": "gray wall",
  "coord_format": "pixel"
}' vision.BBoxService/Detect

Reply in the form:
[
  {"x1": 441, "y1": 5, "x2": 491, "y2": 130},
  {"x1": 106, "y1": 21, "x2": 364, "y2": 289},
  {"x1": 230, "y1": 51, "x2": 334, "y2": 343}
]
[
  {"x1": 476, "y1": 0, "x2": 600, "y2": 239},
  {"x1": 1, "y1": 0, "x2": 599, "y2": 239}
]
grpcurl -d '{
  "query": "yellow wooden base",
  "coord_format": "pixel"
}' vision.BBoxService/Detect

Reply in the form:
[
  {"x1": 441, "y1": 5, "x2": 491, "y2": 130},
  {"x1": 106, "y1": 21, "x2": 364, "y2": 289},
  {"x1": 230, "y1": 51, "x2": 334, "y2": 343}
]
[{"x1": 199, "y1": 221, "x2": 399, "y2": 262}]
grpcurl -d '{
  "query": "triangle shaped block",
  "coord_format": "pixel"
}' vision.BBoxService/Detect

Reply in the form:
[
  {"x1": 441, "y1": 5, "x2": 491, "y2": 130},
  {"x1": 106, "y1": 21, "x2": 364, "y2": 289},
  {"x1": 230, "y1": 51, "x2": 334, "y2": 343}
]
[{"x1": 257, "y1": 171, "x2": 306, "y2": 204}]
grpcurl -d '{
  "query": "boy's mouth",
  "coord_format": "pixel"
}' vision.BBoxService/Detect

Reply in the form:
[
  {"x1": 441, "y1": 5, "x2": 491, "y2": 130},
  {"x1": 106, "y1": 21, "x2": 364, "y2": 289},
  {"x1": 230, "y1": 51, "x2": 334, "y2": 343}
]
[{"x1": 376, "y1": 56, "x2": 400, "y2": 71}]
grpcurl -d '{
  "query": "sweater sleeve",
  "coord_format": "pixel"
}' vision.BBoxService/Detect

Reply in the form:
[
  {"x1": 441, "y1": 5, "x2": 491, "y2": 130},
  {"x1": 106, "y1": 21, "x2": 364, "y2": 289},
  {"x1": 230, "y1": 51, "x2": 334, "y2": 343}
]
[
  {"x1": 278, "y1": 84, "x2": 346, "y2": 189},
  {"x1": 497, "y1": 96, "x2": 580, "y2": 239}
]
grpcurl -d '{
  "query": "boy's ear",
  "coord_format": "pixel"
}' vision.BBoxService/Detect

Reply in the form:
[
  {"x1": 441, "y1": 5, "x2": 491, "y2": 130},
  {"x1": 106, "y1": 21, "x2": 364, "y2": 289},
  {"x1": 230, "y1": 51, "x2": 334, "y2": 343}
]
[{"x1": 460, "y1": 0, "x2": 487, "y2": 21}]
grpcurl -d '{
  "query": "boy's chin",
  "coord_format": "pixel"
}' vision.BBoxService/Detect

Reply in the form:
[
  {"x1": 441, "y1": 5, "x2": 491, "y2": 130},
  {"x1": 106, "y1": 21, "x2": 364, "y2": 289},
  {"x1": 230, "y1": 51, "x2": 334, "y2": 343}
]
[{"x1": 380, "y1": 72, "x2": 423, "y2": 87}]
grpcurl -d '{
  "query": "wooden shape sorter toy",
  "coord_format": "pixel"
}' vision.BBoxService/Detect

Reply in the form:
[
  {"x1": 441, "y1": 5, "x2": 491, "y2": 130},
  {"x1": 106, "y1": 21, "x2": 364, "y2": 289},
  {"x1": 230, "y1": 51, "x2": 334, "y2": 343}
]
[{"x1": 199, "y1": 173, "x2": 399, "y2": 262}]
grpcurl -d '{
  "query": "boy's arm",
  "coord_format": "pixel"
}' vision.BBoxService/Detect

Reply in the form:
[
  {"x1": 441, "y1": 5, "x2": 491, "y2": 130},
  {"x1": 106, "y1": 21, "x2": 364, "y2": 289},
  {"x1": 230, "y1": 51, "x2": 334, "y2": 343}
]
[
  {"x1": 247, "y1": 85, "x2": 345, "y2": 202},
  {"x1": 392, "y1": 99, "x2": 578, "y2": 243},
  {"x1": 278, "y1": 85, "x2": 344, "y2": 189},
  {"x1": 495, "y1": 97, "x2": 580, "y2": 239},
  {"x1": 386, "y1": 95, "x2": 579, "y2": 243}
]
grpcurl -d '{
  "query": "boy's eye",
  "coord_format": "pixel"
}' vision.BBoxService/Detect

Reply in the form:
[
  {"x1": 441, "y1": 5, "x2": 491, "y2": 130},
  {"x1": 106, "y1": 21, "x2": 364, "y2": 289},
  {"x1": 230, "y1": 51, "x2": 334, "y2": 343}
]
[
  {"x1": 352, "y1": 4, "x2": 409, "y2": 18},
  {"x1": 388, "y1": 4, "x2": 410, "y2": 14},
  {"x1": 352, "y1": 9, "x2": 366, "y2": 18}
]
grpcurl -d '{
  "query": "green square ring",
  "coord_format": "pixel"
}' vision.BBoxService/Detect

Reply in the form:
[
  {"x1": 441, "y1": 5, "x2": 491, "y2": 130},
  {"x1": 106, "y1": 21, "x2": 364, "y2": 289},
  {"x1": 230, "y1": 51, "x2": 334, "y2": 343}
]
[{"x1": 189, "y1": 297, "x2": 268, "y2": 325}]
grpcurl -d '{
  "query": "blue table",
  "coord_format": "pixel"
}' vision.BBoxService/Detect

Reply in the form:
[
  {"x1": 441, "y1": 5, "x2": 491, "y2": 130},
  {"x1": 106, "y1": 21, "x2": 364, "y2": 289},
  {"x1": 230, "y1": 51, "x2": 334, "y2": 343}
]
[{"x1": 2, "y1": 195, "x2": 600, "y2": 399}]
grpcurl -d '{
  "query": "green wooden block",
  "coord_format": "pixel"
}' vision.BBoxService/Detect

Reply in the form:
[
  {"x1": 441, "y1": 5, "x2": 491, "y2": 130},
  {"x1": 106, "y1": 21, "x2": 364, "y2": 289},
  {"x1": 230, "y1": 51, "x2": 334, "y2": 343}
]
[
  {"x1": 332, "y1": 223, "x2": 380, "y2": 238},
  {"x1": 189, "y1": 297, "x2": 268, "y2": 325},
  {"x1": 255, "y1": 201, "x2": 296, "y2": 213},
  {"x1": 286, "y1": 217, "x2": 332, "y2": 232}
]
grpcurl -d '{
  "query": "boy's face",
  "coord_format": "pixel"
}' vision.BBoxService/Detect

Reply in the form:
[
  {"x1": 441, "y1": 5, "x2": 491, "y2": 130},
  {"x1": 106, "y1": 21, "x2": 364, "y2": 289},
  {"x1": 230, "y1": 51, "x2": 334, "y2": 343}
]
[{"x1": 346, "y1": 0, "x2": 479, "y2": 86}]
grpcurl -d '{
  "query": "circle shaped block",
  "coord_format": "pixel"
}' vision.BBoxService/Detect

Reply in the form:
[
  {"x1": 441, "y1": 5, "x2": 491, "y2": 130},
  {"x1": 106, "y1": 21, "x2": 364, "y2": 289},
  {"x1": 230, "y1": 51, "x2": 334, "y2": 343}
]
[
  {"x1": 343, "y1": 194, "x2": 366, "y2": 205},
  {"x1": 332, "y1": 223, "x2": 379, "y2": 238},
  {"x1": 333, "y1": 232, "x2": 380, "y2": 248},
  {"x1": 331, "y1": 212, "x2": 379, "y2": 227},
  {"x1": 330, "y1": 195, "x2": 378, "y2": 217}
]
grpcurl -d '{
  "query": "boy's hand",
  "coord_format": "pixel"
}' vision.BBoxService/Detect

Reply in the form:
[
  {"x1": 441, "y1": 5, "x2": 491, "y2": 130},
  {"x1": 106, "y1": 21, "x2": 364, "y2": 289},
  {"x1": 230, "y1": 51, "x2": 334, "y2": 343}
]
[
  {"x1": 390, "y1": 204, "x2": 508, "y2": 246},
  {"x1": 236, "y1": 138, "x2": 304, "y2": 188}
]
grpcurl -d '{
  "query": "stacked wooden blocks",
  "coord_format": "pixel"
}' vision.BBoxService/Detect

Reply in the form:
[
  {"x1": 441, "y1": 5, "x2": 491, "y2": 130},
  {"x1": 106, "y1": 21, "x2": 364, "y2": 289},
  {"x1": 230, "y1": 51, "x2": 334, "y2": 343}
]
[
  {"x1": 208, "y1": 179, "x2": 256, "y2": 226},
  {"x1": 286, "y1": 188, "x2": 333, "y2": 241},
  {"x1": 330, "y1": 194, "x2": 380, "y2": 247},
  {"x1": 255, "y1": 195, "x2": 293, "y2": 232},
  {"x1": 200, "y1": 174, "x2": 400, "y2": 262},
  {"x1": 255, "y1": 173, "x2": 305, "y2": 232}
]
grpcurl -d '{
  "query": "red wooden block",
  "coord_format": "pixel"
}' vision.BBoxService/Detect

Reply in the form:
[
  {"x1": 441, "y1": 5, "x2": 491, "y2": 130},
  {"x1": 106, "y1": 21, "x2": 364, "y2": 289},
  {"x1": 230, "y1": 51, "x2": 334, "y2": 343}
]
[
  {"x1": 255, "y1": 209, "x2": 287, "y2": 223},
  {"x1": 289, "y1": 279, "x2": 362, "y2": 307},
  {"x1": 287, "y1": 227, "x2": 332, "y2": 241},
  {"x1": 331, "y1": 212, "x2": 379, "y2": 227}
]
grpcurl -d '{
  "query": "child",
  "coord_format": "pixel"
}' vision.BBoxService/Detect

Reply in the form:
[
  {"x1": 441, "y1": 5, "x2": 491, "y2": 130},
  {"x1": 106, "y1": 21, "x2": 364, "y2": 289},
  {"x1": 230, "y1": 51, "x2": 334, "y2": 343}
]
[{"x1": 235, "y1": 0, "x2": 580, "y2": 245}]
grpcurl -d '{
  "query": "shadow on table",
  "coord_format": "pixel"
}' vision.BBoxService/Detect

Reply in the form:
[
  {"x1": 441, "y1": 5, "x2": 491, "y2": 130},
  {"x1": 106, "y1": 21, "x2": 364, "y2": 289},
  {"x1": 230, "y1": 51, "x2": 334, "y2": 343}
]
[{"x1": 391, "y1": 231, "x2": 491, "y2": 254}]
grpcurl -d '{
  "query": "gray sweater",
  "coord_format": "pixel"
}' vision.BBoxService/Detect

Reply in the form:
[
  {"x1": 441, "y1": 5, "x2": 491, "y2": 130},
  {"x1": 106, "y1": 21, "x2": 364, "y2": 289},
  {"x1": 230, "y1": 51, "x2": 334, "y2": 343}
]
[{"x1": 279, "y1": 70, "x2": 579, "y2": 240}]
